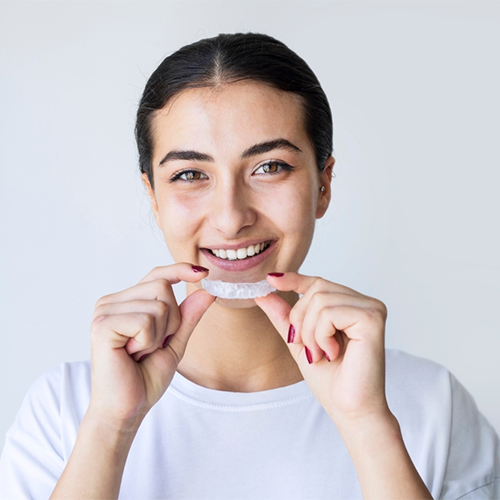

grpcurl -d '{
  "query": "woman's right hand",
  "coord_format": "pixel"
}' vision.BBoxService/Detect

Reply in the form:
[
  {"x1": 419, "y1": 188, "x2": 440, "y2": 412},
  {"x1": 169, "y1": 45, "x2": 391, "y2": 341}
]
[{"x1": 88, "y1": 262, "x2": 215, "y2": 430}]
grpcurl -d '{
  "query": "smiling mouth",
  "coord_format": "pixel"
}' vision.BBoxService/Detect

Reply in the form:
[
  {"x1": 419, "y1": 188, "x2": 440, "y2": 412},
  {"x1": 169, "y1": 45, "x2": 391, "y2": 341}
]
[{"x1": 207, "y1": 241, "x2": 272, "y2": 261}]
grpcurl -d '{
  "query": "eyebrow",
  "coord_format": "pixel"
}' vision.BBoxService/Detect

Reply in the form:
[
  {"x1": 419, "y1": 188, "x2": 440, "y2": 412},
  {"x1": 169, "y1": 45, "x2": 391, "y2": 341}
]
[
  {"x1": 159, "y1": 150, "x2": 213, "y2": 166},
  {"x1": 158, "y1": 138, "x2": 302, "y2": 166},
  {"x1": 241, "y1": 138, "x2": 302, "y2": 158}
]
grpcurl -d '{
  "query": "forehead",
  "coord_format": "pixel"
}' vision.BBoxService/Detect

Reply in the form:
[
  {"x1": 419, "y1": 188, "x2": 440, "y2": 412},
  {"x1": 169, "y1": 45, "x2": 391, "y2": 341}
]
[{"x1": 151, "y1": 81, "x2": 312, "y2": 160}]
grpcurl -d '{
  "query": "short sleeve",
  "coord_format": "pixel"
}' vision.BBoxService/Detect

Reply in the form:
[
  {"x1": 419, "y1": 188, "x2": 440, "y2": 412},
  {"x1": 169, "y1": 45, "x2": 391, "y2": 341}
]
[
  {"x1": 0, "y1": 367, "x2": 65, "y2": 499},
  {"x1": 440, "y1": 373, "x2": 500, "y2": 499},
  {"x1": 0, "y1": 362, "x2": 90, "y2": 500}
]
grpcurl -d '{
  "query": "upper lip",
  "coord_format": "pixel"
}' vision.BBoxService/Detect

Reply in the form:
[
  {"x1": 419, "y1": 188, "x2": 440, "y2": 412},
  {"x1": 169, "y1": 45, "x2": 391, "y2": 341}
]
[{"x1": 202, "y1": 239, "x2": 273, "y2": 251}]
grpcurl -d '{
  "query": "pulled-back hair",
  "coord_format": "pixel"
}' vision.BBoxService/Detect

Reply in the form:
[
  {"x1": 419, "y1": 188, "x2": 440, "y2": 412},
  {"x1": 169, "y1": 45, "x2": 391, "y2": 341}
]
[{"x1": 136, "y1": 33, "x2": 333, "y2": 188}]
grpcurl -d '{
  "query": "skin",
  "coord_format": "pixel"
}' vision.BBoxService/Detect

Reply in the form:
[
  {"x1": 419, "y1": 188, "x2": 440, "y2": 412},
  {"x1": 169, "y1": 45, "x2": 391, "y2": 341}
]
[
  {"x1": 145, "y1": 82, "x2": 330, "y2": 391},
  {"x1": 50, "y1": 81, "x2": 432, "y2": 499}
]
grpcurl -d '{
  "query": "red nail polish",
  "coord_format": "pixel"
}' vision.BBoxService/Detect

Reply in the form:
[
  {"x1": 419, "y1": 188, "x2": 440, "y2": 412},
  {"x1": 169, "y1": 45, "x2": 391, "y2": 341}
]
[
  {"x1": 162, "y1": 334, "x2": 173, "y2": 348},
  {"x1": 287, "y1": 324, "x2": 295, "y2": 343},
  {"x1": 305, "y1": 346, "x2": 313, "y2": 364},
  {"x1": 323, "y1": 351, "x2": 331, "y2": 362},
  {"x1": 138, "y1": 353, "x2": 149, "y2": 362},
  {"x1": 192, "y1": 265, "x2": 209, "y2": 273},
  {"x1": 267, "y1": 272, "x2": 284, "y2": 277}
]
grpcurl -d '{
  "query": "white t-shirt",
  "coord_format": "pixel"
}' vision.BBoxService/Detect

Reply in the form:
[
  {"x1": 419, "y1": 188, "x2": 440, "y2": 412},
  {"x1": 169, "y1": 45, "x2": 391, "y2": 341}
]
[{"x1": 1, "y1": 349, "x2": 499, "y2": 499}]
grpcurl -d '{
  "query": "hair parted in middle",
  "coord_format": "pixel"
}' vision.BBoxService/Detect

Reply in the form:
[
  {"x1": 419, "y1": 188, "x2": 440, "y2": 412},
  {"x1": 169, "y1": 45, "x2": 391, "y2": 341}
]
[{"x1": 136, "y1": 32, "x2": 333, "y2": 188}]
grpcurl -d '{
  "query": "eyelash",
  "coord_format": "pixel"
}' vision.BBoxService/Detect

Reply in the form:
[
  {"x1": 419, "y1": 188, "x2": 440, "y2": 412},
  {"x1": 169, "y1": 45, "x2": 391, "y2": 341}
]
[
  {"x1": 169, "y1": 170, "x2": 208, "y2": 182},
  {"x1": 253, "y1": 160, "x2": 296, "y2": 175},
  {"x1": 169, "y1": 161, "x2": 295, "y2": 183}
]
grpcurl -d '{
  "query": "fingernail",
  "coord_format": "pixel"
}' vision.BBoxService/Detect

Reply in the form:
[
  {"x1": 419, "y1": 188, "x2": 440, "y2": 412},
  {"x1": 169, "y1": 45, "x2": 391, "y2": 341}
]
[
  {"x1": 162, "y1": 334, "x2": 173, "y2": 348},
  {"x1": 287, "y1": 324, "x2": 295, "y2": 343},
  {"x1": 323, "y1": 351, "x2": 331, "y2": 362},
  {"x1": 192, "y1": 265, "x2": 209, "y2": 273},
  {"x1": 138, "y1": 353, "x2": 149, "y2": 363},
  {"x1": 305, "y1": 346, "x2": 313, "y2": 364},
  {"x1": 267, "y1": 272, "x2": 284, "y2": 277}
]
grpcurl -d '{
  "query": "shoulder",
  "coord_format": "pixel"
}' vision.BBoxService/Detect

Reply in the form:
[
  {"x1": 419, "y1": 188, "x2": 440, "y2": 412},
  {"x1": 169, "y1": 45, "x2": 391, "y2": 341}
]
[
  {"x1": 384, "y1": 349, "x2": 493, "y2": 427},
  {"x1": 385, "y1": 350, "x2": 500, "y2": 499},
  {"x1": 385, "y1": 348, "x2": 449, "y2": 381},
  {"x1": 28, "y1": 360, "x2": 91, "y2": 404},
  {"x1": 7, "y1": 360, "x2": 91, "y2": 441},
  {"x1": 0, "y1": 361, "x2": 92, "y2": 498},
  {"x1": 384, "y1": 348, "x2": 480, "y2": 438},
  {"x1": 31, "y1": 360, "x2": 91, "y2": 391},
  {"x1": 385, "y1": 348, "x2": 453, "y2": 408}
]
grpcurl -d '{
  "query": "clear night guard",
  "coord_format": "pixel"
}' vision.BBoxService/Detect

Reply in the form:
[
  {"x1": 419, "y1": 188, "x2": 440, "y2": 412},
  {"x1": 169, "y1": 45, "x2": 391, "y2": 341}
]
[{"x1": 201, "y1": 279, "x2": 276, "y2": 299}]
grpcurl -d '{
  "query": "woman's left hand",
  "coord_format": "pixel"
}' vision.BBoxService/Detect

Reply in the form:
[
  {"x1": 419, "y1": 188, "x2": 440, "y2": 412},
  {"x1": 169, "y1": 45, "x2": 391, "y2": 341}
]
[{"x1": 254, "y1": 272, "x2": 390, "y2": 427}]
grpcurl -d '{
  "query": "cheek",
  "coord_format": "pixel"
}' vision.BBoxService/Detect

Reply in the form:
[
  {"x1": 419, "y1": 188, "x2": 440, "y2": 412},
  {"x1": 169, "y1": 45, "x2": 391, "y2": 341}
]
[
  {"x1": 272, "y1": 182, "x2": 317, "y2": 255},
  {"x1": 278, "y1": 205, "x2": 315, "y2": 240},
  {"x1": 156, "y1": 195, "x2": 202, "y2": 248},
  {"x1": 278, "y1": 181, "x2": 317, "y2": 230}
]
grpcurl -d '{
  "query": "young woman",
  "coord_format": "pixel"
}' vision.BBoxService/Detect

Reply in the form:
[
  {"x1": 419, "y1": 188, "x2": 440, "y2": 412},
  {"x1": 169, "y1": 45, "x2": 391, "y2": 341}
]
[{"x1": 1, "y1": 33, "x2": 499, "y2": 500}]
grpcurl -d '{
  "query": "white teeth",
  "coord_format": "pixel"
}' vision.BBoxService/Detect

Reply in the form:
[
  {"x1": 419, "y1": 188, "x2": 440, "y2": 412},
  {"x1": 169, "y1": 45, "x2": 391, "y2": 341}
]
[{"x1": 210, "y1": 241, "x2": 270, "y2": 260}]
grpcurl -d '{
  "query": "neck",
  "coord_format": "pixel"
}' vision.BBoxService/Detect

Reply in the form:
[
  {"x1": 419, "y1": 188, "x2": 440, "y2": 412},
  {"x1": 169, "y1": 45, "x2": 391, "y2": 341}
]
[{"x1": 177, "y1": 287, "x2": 303, "y2": 392}]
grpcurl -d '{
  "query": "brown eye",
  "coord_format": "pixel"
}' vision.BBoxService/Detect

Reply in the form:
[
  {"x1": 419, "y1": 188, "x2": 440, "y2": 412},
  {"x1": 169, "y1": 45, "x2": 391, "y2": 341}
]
[
  {"x1": 263, "y1": 162, "x2": 279, "y2": 173},
  {"x1": 170, "y1": 169, "x2": 208, "y2": 182},
  {"x1": 254, "y1": 160, "x2": 294, "y2": 175},
  {"x1": 184, "y1": 171, "x2": 202, "y2": 180}
]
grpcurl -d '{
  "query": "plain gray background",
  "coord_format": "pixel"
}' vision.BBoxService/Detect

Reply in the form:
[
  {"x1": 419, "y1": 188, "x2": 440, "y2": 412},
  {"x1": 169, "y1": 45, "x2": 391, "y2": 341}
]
[{"x1": 1, "y1": 1, "x2": 499, "y2": 454}]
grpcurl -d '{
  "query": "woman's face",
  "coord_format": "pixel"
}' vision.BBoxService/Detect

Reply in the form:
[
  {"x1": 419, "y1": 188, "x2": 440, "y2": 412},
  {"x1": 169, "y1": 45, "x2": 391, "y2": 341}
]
[{"x1": 144, "y1": 81, "x2": 333, "y2": 287}]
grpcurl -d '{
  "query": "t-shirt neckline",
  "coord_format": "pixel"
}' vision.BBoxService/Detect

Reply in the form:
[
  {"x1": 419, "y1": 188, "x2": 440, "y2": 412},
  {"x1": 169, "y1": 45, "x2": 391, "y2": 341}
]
[{"x1": 168, "y1": 370, "x2": 312, "y2": 412}]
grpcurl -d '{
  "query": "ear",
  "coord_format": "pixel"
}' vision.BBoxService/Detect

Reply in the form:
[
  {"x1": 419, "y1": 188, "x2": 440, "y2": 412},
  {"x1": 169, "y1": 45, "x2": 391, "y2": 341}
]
[
  {"x1": 316, "y1": 155, "x2": 335, "y2": 219},
  {"x1": 142, "y1": 172, "x2": 160, "y2": 225}
]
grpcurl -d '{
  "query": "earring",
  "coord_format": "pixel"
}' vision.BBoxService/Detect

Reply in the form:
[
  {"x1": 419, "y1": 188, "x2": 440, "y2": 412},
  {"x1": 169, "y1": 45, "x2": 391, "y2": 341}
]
[{"x1": 320, "y1": 186, "x2": 325, "y2": 192}]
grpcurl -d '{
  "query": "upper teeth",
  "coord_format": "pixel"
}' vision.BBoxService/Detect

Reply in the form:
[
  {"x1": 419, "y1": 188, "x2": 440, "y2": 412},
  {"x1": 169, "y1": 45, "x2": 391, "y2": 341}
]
[{"x1": 211, "y1": 242, "x2": 270, "y2": 260}]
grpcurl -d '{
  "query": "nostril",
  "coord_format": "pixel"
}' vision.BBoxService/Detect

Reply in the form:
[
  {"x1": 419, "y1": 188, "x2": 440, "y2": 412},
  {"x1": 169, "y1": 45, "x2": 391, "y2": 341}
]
[{"x1": 208, "y1": 196, "x2": 257, "y2": 235}]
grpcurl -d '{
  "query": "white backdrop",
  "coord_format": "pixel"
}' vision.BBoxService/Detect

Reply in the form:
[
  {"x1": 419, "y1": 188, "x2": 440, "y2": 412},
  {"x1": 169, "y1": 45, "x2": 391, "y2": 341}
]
[{"x1": 1, "y1": 1, "x2": 499, "y2": 453}]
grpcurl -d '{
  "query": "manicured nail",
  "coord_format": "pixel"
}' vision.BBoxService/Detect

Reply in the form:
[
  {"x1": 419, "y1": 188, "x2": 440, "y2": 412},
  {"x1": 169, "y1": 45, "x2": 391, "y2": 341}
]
[
  {"x1": 162, "y1": 334, "x2": 173, "y2": 348},
  {"x1": 287, "y1": 324, "x2": 295, "y2": 343},
  {"x1": 305, "y1": 346, "x2": 313, "y2": 364},
  {"x1": 192, "y1": 265, "x2": 209, "y2": 273},
  {"x1": 323, "y1": 351, "x2": 331, "y2": 362},
  {"x1": 267, "y1": 272, "x2": 284, "y2": 277},
  {"x1": 138, "y1": 353, "x2": 149, "y2": 363}
]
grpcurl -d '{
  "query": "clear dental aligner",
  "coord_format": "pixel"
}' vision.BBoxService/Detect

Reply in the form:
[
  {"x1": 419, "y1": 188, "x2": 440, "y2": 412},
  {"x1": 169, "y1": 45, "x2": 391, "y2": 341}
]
[{"x1": 201, "y1": 279, "x2": 276, "y2": 299}]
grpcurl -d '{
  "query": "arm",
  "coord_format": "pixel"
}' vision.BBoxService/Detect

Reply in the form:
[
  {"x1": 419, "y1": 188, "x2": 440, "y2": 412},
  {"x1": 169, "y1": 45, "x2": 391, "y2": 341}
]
[
  {"x1": 50, "y1": 414, "x2": 137, "y2": 500},
  {"x1": 50, "y1": 263, "x2": 214, "y2": 500},
  {"x1": 256, "y1": 273, "x2": 432, "y2": 500},
  {"x1": 337, "y1": 413, "x2": 431, "y2": 499}
]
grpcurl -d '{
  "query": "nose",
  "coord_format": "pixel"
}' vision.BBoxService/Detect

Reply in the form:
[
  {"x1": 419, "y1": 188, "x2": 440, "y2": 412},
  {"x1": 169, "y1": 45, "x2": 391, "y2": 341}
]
[{"x1": 207, "y1": 178, "x2": 257, "y2": 237}]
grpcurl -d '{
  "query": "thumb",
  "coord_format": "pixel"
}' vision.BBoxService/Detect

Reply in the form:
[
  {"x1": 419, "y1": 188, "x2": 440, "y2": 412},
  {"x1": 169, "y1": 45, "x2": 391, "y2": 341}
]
[
  {"x1": 168, "y1": 289, "x2": 216, "y2": 361},
  {"x1": 254, "y1": 293, "x2": 302, "y2": 362}
]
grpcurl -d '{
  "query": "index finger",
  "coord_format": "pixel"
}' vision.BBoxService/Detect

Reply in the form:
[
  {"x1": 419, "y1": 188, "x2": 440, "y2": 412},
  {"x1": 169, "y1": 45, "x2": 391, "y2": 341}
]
[
  {"x1": 266, "y1": 272, "x2": 361, "y2": 298},
  {"x1": 139, "y1": 262, "x2": 209, "y2": 285}
]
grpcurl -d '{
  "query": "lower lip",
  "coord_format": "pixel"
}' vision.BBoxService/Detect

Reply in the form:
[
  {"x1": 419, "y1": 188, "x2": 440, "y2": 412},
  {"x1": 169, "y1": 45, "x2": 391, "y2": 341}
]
[{"x1": 201, "y1": 241, "x2": 275, "y2": 272}]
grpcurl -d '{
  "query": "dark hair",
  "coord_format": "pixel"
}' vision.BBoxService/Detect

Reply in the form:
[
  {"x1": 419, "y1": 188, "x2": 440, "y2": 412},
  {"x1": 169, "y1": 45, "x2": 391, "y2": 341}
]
[{"x1": 136, "y1": 33, "x2": 333, "y2": 188}]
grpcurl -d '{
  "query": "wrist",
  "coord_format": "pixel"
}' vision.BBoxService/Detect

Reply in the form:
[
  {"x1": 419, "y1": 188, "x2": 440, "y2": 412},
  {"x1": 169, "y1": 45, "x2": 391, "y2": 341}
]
[
  {"x1": 50, "y1": 410, "x2": 141, "y2": 499},
  {"x1": 334, "y1": 409, "x2": 403, "y2": 453},
  {"x1": 333, "y1": 411, "x2": 432, "y2": 499},
  {"x1": 80, "y1": 409, "x2": 143, "y2": 453}
]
